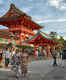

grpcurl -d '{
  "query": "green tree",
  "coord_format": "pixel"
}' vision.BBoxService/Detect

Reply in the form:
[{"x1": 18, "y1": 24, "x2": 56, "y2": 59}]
[
  {"x1": 49, "y1": 31, "x2": 58, "y2": 41},
  {"x1": 58, "y1": 36, "x2": 64, "y2": 44}
]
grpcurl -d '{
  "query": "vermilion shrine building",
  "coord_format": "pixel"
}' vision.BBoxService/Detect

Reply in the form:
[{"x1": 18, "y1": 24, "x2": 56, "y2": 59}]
[
  {"x1": 0, "y1": 4, "x2": 43, "y2": 45},
  {"x1": 24, "y1": 31, "x2": 57, "y2": 57}
]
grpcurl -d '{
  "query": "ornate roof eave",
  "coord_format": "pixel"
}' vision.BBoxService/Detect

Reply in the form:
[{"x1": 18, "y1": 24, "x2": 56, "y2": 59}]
[
  {"x1": 0, "y1": 29, "x2": 15, "y2": 39},
  {"x1": 24, "y1": 31, "x2": 58, "y2": 45},
  {"x1": 0, "y1": 15, "x2": 44, "y2": 30},
  {"x1": 0, "y1": 15, "x2": 24, "y2": 26}
]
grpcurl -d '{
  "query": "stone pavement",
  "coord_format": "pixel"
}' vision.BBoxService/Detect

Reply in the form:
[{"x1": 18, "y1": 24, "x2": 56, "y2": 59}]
[
  {"x1": 43, "y1": 66, "x2": 65, "y2": 80},
  {"x1": 27, "y1": 59, "x2": 63, "y2": 80},
  {"x1": 0, "y1": 59, "x2": 65, "y2": 80}
]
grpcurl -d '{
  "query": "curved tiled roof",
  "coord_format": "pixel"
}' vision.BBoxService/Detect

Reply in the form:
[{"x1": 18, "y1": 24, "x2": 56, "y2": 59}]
[
  {"x1": 24, "y1": 31, "x2": 58, "y2": 45},
  {"x1": 24, "y1": 31, "x2": 53, "y2": 42},
  {"x1": 0, "y1": 4, "x2": 44, "y2": 29},
  {"x1": 0, "y1": 4, "x2": 31, "y2": 21}
]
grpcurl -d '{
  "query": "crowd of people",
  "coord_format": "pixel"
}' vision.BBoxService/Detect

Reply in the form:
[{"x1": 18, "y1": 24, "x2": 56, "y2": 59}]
[
  {"x1": 35, "y1": 46, "x2": 64, "y2": 67},
  {"x1": 0, "y1": 46, "x2": 64, "y2": 68},
  {"x1": 0, "y1": 47, "x2": 29, "y2": 70},
  {"x1": 0, "y1": 45, "x2": 64, "y2": 79},
  {"x1": 51, "y1": 46, "x2": 64, "y2": 67}
]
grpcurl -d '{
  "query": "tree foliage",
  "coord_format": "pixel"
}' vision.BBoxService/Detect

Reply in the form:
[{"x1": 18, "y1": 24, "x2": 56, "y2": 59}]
[{"x1": 49, "y1": 32, "x2": 66, "y2": 49}]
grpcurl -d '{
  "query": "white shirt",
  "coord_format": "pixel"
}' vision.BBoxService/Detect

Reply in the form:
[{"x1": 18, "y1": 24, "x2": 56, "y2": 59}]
[{"x1": 5, "y1": 50, "x2": 10, "y2": 59}]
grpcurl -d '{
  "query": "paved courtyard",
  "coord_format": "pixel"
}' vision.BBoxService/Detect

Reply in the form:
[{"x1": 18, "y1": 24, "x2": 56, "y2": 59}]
[{"x1": 0, "y1": 59, "x2": 65, "y2": 80}]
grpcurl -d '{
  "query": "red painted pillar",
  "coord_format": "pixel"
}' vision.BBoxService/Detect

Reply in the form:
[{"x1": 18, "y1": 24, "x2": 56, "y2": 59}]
[
  {"x1": 47, "y1": 44, "x2": 50, "y2": 57},
  {"x1": 41, "y1": 47, "x2": 44, "y2": 56},
  {"x1": 34, "y1": 46, "x2": 38, "y2": 59}
]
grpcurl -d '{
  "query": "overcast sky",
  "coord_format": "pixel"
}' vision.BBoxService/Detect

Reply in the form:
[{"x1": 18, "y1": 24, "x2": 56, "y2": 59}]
[{"x1": 0, "y1": 0, "x2": 66, "y2": 39}]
